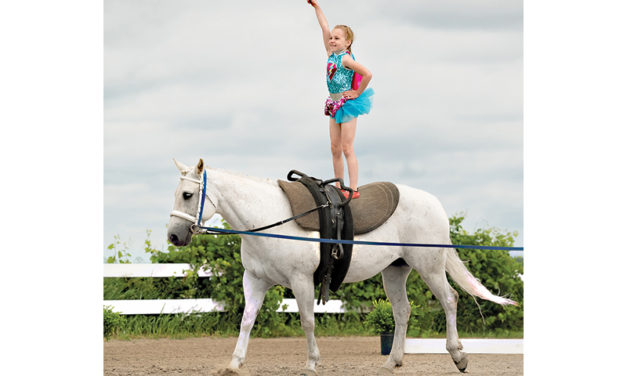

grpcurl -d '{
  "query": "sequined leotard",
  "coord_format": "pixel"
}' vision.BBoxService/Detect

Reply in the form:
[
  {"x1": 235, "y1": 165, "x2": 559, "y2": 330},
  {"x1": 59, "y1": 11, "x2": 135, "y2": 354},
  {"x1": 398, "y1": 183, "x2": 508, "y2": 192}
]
[{"x1": 324, "y1": 51, "x2": 374, "y2": 123}]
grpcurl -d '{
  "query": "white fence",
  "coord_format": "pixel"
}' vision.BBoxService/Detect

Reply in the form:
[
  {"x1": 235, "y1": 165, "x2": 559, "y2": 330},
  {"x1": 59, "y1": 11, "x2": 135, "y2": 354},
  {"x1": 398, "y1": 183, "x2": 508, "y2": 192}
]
[
  {"x1": 103, "y1": 263, "x2": 523, "y2": 354},
  {"x1": 103, "y1": 263, "x2": 346, "y2": 314}
]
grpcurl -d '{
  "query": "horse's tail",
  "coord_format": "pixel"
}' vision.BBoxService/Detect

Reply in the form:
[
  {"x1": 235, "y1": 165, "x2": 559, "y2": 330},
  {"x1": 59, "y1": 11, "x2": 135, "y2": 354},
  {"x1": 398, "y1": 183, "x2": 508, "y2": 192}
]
[{"x1": 445, "y1": 248, "x2": 518, "y2": 306}]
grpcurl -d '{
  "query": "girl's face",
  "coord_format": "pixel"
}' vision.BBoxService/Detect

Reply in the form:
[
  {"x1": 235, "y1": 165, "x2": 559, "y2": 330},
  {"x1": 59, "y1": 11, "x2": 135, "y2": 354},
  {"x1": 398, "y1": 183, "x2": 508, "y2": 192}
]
[{"x1": 329, "y1": 28, "x2": 351, "y2": 53}]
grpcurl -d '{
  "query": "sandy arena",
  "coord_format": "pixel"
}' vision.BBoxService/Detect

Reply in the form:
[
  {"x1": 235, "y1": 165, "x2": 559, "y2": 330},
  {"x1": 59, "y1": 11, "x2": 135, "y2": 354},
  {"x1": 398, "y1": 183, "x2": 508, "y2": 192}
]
[{"x1": 104, "y1": 336, "x2": 523, "y2": 375}]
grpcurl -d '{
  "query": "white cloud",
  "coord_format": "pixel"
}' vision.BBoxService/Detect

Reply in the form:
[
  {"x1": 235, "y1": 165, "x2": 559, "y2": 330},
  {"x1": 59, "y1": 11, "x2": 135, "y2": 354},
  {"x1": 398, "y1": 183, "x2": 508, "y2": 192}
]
[{"x1": 105, "y1": 0, "x2": 523, "y2": 260}]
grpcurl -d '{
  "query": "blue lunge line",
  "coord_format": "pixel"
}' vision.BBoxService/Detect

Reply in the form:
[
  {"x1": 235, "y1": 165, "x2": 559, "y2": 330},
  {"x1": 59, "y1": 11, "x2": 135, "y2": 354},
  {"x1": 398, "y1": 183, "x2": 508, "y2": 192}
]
[{"x1": 197, "y1": 226, "x2": 524, "y2": 251}]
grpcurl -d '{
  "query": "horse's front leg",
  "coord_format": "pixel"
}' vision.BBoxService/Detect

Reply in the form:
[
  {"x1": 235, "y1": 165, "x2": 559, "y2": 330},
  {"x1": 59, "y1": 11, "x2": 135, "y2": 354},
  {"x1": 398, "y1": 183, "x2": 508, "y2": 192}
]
[
  {"x1": 227, "y1": 270, "x2": 272, "y2": 371},
  {"x1": 380, "y1": 265, "x2": 412, "y2": 373},
  {"x1": 291, "y1": 275, "x2": 320, "y2": 374}
]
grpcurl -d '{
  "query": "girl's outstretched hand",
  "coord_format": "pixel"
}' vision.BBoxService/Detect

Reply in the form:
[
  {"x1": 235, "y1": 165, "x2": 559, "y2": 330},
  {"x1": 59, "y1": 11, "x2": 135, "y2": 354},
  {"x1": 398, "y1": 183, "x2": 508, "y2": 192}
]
[{"x1": 307, "y1": 0, "x2": 318, "y2": 8}]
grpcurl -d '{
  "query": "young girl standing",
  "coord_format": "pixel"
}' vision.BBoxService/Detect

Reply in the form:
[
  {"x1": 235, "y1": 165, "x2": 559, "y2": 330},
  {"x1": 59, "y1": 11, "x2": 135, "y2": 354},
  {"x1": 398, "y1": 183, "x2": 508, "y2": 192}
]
[{"x1": 308, "y1": 0, "x2": 373, "y2": 199}]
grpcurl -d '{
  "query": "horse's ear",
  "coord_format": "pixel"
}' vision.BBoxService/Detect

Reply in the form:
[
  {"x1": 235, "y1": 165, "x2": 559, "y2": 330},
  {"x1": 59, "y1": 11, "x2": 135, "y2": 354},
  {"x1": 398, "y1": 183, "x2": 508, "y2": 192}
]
[
  {"x1": 173, "y1": 159, "x2": 189, "y2": 174},
  {"x1": 196, "y1": 159, "x2": 204, "y2": 175}
]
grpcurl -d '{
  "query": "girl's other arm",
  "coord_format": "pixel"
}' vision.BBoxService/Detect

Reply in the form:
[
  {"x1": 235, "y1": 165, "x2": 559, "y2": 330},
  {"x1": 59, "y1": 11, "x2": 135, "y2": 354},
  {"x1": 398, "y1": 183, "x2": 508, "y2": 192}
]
[
  {"x1": 308, "y1": 0, "x2": 331, "y2": 55},
  {"x1": 342, "y1": 56, "x2": 372, "y2": 99}
]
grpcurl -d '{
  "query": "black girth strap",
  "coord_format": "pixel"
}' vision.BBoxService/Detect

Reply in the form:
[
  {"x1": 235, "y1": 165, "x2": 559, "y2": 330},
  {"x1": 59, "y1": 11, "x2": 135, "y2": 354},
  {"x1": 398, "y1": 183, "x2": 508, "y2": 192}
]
[{"x1": 287, "y1": 170, "x2": 354, "y2": 304}]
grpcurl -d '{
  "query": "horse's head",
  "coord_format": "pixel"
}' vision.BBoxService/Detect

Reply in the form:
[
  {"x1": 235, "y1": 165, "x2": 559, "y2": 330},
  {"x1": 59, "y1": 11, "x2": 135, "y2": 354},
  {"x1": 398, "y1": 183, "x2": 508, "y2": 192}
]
[{"x1": 167, "y1": 158, "x2": 217, "y2": 246}]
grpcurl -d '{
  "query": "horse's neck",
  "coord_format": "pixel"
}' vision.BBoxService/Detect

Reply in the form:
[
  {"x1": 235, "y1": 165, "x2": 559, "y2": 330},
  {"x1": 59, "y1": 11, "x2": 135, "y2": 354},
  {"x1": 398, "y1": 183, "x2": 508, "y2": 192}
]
[{"x1": 209, "y1": 169, "x2": 283, "y2": 230}]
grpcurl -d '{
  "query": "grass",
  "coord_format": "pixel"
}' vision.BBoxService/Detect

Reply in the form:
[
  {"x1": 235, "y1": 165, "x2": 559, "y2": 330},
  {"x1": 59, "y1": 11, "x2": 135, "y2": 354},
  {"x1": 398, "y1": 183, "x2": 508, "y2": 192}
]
[{"x1": 106, "y1": 312, "x2": 522, "y2": 341}]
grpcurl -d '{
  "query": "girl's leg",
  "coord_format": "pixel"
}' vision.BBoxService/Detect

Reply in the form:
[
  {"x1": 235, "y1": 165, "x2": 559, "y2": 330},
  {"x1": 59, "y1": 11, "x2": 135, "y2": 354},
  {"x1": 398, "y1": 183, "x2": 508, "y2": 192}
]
[
  {"x1": 329, "y1": 117, "x2": 344, "y2": 186},
  {"x1": 340, "y1": 118, "x2": 358, "y2": 190}
]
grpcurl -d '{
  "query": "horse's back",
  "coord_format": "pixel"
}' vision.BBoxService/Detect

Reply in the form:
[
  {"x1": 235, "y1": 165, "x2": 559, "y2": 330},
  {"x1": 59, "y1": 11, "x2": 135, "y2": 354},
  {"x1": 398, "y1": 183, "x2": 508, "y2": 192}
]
[{"x1": 394, "y1": 184, "x2": 451, "y2": 242}]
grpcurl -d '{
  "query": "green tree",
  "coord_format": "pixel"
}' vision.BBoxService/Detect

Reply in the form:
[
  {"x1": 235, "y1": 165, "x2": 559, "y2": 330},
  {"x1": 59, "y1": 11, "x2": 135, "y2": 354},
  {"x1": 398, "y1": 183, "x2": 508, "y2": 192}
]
[
  {"x1": 441, "y1": 215, "x2": 523, "y2": 334},
  {"x1": 104, "y1": 217, "x2": 523, "y2": 337}
]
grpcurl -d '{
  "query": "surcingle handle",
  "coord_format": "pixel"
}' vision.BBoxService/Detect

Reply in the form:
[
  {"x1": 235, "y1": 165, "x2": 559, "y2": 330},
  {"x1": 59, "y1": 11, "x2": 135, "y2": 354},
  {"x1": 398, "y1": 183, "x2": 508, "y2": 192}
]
[
  {"x1": 322, "y1": 177, "x2": 353, "y2": 205},
  {"x1": 287, "y1": 170, "x2": 306, "y2": 181}
]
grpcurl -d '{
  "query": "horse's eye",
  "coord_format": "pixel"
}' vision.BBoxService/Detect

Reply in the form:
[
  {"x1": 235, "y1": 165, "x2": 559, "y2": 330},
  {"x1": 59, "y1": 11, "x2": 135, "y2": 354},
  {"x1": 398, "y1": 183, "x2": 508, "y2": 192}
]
[{"x1": 183, "y1": 192, "x2": 193, "y2": 200}]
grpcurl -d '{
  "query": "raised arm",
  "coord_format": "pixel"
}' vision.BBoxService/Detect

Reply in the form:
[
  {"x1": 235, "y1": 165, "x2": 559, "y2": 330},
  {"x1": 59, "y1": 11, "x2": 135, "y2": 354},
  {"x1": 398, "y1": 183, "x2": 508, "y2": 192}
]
[{"x1": 308, "y1": 0, "x2": 331, "y2": 55}]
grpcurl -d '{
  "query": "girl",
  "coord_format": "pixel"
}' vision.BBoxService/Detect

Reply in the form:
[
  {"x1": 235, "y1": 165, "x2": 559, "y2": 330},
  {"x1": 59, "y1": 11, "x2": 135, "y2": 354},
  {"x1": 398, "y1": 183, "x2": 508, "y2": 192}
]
[{"x1": 308, "y1": 0, "x2": 373, "y2": 199}]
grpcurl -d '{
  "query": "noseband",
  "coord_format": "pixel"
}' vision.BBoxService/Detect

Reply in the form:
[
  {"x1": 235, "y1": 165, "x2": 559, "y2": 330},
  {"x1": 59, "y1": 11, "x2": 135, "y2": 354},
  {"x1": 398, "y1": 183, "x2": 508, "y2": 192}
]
[{"x1": 170, "y1": 170, "x2": 214, "y2": 226}]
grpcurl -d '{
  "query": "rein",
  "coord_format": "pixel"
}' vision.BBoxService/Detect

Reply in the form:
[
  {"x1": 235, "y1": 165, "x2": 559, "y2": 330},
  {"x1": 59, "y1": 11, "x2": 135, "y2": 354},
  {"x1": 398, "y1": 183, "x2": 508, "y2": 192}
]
[
  {"x1": 170, "y1": 169, "x2": 330, "y2": 235},
  {"x1": 191, "y1": 204, "x2": 329, "y2": 235}
]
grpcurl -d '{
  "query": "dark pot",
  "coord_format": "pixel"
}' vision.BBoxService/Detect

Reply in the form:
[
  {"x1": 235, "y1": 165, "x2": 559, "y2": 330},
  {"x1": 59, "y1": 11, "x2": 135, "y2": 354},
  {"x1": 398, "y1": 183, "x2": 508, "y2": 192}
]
[{"x1": 380, "y1": 332, "x2": 394, "y2": 355}]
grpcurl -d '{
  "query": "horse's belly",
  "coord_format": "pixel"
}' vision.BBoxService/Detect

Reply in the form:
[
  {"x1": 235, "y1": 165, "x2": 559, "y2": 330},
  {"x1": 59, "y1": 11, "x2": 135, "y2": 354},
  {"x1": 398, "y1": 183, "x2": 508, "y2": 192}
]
[
  {"x1": 342, "y1": 244, "x2": 404, "y2": 283},
  {"x1": 240, "y1": 238, "x2": 319, "y2": 287}
]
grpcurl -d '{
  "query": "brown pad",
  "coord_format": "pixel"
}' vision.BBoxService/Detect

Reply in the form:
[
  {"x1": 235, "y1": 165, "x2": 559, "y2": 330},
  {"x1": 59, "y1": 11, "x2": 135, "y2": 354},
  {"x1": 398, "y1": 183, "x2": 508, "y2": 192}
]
[{"x1": 278, "y1": 180, "x2": 400, "y2": 235}]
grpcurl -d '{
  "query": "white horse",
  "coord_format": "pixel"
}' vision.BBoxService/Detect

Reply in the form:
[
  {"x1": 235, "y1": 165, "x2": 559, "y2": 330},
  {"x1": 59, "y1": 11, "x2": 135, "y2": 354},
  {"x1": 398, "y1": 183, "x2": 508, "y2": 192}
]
[{"x1": 167, "y1": 159, "x2": 516, "y2": 375}]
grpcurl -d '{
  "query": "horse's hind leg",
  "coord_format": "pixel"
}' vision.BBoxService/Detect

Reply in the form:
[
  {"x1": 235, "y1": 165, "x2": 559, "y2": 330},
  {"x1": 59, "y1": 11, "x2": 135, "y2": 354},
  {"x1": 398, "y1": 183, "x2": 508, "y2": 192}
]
[
  {"x1": 228, "y1": 270, "x2": 272, "y2": 371},
  {"x1": 380, "y1": 264, "x2": 412, "y2": 372},
  {"x1": 419, "y1": 268, "x2": 468, "y2": 372}
]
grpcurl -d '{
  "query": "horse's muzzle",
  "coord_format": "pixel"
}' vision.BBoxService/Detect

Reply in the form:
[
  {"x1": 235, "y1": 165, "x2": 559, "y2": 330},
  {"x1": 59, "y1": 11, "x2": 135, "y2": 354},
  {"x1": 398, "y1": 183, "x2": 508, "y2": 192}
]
[
  {"x1": 167, "y1": 226, "x2": 192, "y2": 246},
  {"x1": 169, "y1": 233, "x2": 181, "y2": 245}
]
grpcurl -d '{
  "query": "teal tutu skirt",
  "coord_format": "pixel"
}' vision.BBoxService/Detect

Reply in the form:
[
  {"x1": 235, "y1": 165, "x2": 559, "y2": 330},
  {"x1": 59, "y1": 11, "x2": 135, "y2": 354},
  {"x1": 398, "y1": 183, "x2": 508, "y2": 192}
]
[{"x1": 329, "y1": 88, "x2": 374, "y2": 123}]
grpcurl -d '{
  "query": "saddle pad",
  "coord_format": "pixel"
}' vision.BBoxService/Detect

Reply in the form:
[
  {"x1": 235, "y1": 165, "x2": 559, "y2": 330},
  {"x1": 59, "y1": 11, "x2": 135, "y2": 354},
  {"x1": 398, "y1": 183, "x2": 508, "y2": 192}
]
[{"x1": 278, "y1": 180, "x2": 400, "y2": 235}]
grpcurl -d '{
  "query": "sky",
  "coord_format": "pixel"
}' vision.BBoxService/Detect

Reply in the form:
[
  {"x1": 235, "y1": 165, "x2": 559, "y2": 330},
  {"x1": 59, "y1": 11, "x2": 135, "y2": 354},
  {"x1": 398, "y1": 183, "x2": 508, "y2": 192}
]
[
  {"x1": 4, "y1": 1, "x2": 627, "y2": 373},
  {"x1": 104, "y1": 0, "x2": 523, "y2": 262}
]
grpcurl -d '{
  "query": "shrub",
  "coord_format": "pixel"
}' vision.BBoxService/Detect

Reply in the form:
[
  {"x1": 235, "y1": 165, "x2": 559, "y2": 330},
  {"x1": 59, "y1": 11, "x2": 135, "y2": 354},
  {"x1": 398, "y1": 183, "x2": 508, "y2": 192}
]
[
  {"x1": 442, "y1": 216, "x2": 524, "y2": 333},
  {"x1": 104, "y1": 217, "x2": 523, "y2": 337},
  {"x1": 365, "y1": 299, "x2": 395, "y2": 334},
  {"x1": 104, "y1": 306, "x2": 124, "y2": 340}
]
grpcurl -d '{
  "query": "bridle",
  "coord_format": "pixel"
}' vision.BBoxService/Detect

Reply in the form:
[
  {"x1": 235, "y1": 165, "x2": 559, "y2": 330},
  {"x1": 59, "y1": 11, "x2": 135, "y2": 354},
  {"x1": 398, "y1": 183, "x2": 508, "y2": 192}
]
[{"x1": 169, "y1": 170, "x2": 216, "y2": 227}]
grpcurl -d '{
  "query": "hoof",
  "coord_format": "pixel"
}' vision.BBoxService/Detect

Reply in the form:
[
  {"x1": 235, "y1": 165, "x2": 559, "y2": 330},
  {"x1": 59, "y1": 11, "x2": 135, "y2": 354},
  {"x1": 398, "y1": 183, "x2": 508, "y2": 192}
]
[
  {"x1": 215, "y1": 369, "x2": 238, "y2": 376},
  {"x1": 376, "y1": 367, "x2": 394, "y2": 375},
  {"x1": 454, "y1": 356, "x2": 468, "y2": 373},
  {"x1": 215, "y1": 367, "x2": 250, "y2": 376},
  {"x1": 298, "y1": 369, "x2": 318, "y2": 376}
]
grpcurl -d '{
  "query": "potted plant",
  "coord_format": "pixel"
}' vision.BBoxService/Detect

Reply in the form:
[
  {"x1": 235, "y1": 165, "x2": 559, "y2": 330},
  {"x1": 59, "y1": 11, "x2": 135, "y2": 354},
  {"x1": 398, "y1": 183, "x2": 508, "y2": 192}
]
[{"x1": 365, "y1": 299, "x2": 395, "y2": 355}]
